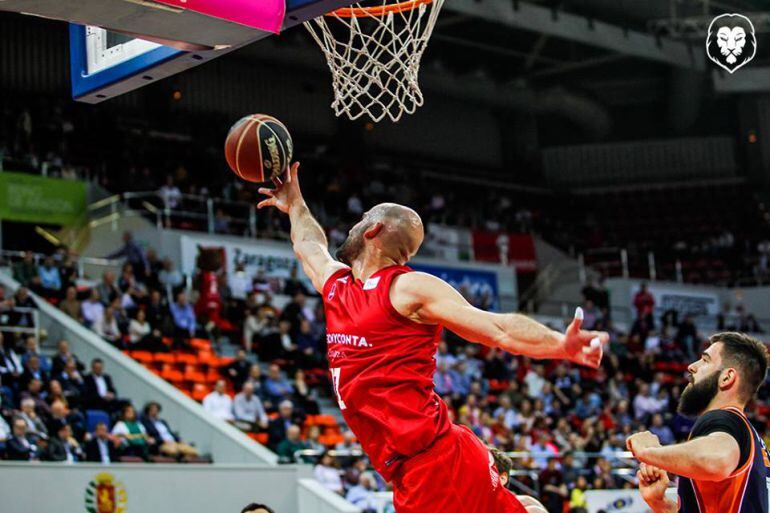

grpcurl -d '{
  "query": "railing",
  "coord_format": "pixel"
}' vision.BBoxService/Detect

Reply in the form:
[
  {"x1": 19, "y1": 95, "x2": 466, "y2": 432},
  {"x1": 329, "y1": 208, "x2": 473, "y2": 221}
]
[
  {"x1": 0, "y1": 306, "x2": 41, "y2": 342},
  {"x1": 0, "y1": 250, "x2": 121, "y2": 280}
]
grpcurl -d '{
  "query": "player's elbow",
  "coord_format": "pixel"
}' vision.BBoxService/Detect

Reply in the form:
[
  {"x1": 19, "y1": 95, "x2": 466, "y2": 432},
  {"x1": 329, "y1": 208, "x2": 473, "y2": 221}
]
[{"x1": 698, "y1": 454, "x2": 734, "y2": 481}]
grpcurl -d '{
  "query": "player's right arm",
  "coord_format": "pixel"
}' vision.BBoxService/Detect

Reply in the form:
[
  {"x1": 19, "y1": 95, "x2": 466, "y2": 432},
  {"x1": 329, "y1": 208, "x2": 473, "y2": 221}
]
[
  {"x1": 637, "y1": 463, "x2": 678, "y2": 513},
  {"x1": 257, "y1": 162, "x2": 347, "y2": 292},
  {"x1": 391, "y1": 272, "x2": 606, "y2": 368}
]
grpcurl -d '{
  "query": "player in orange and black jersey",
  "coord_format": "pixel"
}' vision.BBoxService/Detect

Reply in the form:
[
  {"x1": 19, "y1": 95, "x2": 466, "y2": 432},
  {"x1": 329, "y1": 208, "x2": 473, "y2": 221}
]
[{"x1": 627, "y1": 332, "x2": 770, "y2": 513}]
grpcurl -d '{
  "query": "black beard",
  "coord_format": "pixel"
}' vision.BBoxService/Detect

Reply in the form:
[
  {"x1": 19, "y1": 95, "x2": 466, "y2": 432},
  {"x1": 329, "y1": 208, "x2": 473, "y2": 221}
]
[
  {"x1": 335, "y1": 233, "x2": 364, "y2": 266},
  {"x1": 678, "y1": 370, "x2": 721, "y2": 417}
]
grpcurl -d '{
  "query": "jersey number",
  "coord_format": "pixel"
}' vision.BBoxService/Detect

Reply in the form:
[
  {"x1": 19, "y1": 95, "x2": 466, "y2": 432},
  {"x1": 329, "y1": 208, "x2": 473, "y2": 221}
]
[{"x1": 331, "y1": 367, "x2": 347, "y2": 410}]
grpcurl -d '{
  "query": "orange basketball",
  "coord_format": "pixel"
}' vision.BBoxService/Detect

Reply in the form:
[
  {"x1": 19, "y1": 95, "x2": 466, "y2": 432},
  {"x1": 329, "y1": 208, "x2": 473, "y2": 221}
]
[{"x1": 224, "y1": 114, "x2": 293, "y2": 183}]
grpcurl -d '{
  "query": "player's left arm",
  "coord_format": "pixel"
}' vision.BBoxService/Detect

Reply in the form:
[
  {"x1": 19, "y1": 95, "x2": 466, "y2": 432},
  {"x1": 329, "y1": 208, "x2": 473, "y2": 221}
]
[
  {"x1": 627, "y1": 430, "x2": 740, "y2": 482},
  {"x1": 391, "y1": 272, "x2": 606, "y2": 368}
]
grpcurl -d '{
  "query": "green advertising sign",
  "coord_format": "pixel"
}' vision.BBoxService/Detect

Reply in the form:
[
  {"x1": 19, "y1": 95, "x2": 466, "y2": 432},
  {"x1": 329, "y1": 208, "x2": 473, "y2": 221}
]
[{"x1": 0, "y1": 171, "x2": 87, "y2": 225}]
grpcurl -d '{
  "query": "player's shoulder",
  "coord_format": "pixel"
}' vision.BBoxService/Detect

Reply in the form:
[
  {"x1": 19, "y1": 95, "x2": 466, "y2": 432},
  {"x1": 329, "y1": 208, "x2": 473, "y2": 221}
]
[
  {"x1": 321, "y1": 264, "x2": 352, "y2": 294},
  {"x1": 391, "y1": 270, "x2": 442, "y2": 294}
]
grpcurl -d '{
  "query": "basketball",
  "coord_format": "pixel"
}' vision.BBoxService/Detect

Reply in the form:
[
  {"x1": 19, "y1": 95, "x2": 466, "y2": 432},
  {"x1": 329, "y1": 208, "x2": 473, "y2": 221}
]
[{"x1": 224, "y1": 114, "x2": 293, "y2": 183}]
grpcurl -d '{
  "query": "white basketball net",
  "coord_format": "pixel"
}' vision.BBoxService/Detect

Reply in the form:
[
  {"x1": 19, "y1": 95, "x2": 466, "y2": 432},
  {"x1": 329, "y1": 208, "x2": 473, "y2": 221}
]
[{"x1": 304, "y1": 0, "x2": 445, "y2": 123}]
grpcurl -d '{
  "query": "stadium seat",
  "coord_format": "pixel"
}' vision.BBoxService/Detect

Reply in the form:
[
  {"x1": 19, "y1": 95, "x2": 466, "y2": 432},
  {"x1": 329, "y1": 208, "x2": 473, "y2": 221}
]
[
  {"x1": 86, "y1": 409, "x2": 111, "y2": 432},
  {"x1": 161, "y1": 364, "x2": 184, "y2": 382},
  {"x1": 184, "y1": 365, "x2": 207, "y2": 383},
  {"x1": 130, "y1": 351, "x2": 154, "y2": 364},
  {"x1": 154, "y1": 353, "x2": 176, "y2": 364},
  {"x1": 177, "y1": 353, "x2": 198, "y2": 365}
]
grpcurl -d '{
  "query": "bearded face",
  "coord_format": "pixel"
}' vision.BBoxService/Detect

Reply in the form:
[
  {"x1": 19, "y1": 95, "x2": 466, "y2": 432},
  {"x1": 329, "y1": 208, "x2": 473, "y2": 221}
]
[
  {"x1": 717, "y1": 26, "x2": 746, "y2": 65},
  {"x1": 335, "y1": 222, "x2": 368, "y2": 266},
  {"x1": 677, "y1": 369, "x2": 721, "y2": 417}
]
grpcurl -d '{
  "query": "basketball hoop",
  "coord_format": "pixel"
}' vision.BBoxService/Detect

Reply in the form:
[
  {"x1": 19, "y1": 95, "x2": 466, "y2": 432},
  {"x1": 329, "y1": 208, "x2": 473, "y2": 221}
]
[{"x1": 304, "y1": 0, "x2": 445, "y2": 123}]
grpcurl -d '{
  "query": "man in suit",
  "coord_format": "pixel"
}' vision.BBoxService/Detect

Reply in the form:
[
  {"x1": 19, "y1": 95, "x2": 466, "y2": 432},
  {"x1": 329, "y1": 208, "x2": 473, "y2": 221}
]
[
  {"x1": 140, "y1": 401, "x2": 199, "y2": 459},
  {"x1": 267, "y1": 400, "x2": 305, "y2": 449},
  {"x1": 42, "y1": 422, "x2": 84, "y2": 462},
  {"x1": 20, "y1": 354, "x2": 49, "y2": 390},
  {"x1": 51, "y1": 339, "x2": 84, "y2": 377},
  {"x1": 223, "y1": 349, "x2": 252, "y2": 392},
  {"x1": 84, "y1": 421, "x2": 119, "y2": 464},
  {"x1": 5, "y1": 417, "x2": 38, "y2": 460},
  {"x1": 83, "y1": 358, "x2": 120, "y2": 411}
]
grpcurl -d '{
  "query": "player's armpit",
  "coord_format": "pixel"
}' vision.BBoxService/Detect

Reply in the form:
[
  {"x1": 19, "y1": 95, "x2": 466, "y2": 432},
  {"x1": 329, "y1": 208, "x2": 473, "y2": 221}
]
[{"x1": 294, "y1": 240, "x2": 347, "y2": 293}]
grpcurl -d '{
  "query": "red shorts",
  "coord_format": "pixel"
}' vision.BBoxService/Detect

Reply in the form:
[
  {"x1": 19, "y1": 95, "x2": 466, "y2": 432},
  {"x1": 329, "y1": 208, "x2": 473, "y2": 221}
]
[{"x1": 391, "y1": 425, "x2": 527, "y2": 513}]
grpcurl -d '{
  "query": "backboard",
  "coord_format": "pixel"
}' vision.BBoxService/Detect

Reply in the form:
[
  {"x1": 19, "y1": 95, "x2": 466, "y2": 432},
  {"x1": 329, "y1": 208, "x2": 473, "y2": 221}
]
[{"x1": 0, "y1": 0, "x2": 356, "y2": 102}]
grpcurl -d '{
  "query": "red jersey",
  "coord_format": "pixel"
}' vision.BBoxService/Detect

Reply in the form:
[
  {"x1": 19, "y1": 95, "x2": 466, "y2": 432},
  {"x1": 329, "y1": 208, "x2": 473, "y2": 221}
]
[{"x1": 322, "y1": 265, "x2": 451, "y2": 480}]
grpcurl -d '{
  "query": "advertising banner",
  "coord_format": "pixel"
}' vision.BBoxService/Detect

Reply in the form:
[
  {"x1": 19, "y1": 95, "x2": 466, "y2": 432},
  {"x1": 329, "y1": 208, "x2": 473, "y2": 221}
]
[
  {"x1": 0, "y1": 171, "x2": 86, "y2": 225},
  {"x1": 585, "y1": 489, "x2": 651, "y2": 513},
  {"x1": 411, "y1": 262, "x2": 500, "y2": 311},
  {"x1": 631, "y1": 283, "x2": 721, "y2": 318},
  {"x1": 180, "y1": 234, "x2": 315, "y2": 293}
]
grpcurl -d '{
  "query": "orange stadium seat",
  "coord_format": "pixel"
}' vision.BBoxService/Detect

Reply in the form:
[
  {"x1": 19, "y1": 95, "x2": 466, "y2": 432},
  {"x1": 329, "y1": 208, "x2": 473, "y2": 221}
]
[
  {"x1": 176, "y1": 353, "x2": 198, "y2": 365},
  {"x1": 154, "y1": 353, "x2": 176, "y2": 364},
  {"x1": 130, "y1": 351, "x2": 154, "y2": 364},
  {"x1": 161, "y1": 364, "x2": 184, "y2": 382},
  {"x1": 184, "y1": 365, "x2": 207, "y2": 383},
  {"x1": 191, "y1": 383, "x2": 209, "y2": 401}
]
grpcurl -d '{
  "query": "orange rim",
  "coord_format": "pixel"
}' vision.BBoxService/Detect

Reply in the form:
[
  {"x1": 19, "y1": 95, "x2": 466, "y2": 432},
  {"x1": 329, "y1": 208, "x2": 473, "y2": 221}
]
[{"x1": 330, "y1": 0, "x2": 433, "y2": 18}]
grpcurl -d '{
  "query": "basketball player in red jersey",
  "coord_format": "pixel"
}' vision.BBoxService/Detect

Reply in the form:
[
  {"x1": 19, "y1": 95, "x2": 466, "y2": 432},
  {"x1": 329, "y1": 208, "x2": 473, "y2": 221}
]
[
  {"x1": 628, "y1": 332, "x2": 770, "y2": 513},
  {"x1": 258, "y1": 163, "x2": 607, "y2": 513}
]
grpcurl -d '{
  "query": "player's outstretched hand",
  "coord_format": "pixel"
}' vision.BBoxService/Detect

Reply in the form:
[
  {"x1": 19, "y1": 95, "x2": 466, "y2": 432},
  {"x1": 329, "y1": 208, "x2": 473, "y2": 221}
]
[
  {"x1": 562, "y1": 307, "x2": 608, "y2": 369},
  {"x1": 257, "y1": 161, "x2": 302, "y2": 213},
  {"x1": 637, "y1": 462, "x2": 670, "y2": 504}
]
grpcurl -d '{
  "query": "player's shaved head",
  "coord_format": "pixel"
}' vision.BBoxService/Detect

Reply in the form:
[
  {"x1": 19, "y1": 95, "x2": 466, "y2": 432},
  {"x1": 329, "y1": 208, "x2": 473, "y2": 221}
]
[{"x1": 336, "y1": 202, "x2": 424, "y2": 266}]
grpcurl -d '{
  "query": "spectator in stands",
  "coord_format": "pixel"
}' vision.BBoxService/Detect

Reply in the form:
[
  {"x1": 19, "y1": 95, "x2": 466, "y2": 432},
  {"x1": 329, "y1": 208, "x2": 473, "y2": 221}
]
[
  {"x1": 83, "y1": 358, "x2": 120, "y2": 412},
  {"x1": 47, "y1": 396, "x2": 85, "y2": 439},
  {"x1": 58, "y1": 358, "x2": 85, "y2": 408},
  {"x1": 228, "y1": 264, "x2": 252, "y2": 303},
  {"x1": 93, "y1": 306, "x2": 122, "y2": 347},
  {"x1": 58, "y1": 286, "x2": 81, "y2": 321},
  {"x1": 524, "y1": 364, "x2": 547, "y2": 399},
  {"x1": 37, "y1": 256, "x2": 62, "y2": 298},
  {"x1": 20, "y1": 377, "x2": 50, "y2": 417},
  {"x1": 539, "y1": 457, "x2": 567, "y2": 513},
  {"x1": 648, "y1": 413, "x2": 674, "y2": 445},
  {"x1": 435, "y1": 340, "x2": 457, "y2": 369},
  {"x1": 128, "y1": 309, "x2": 166, "y2": 352},
  {"x1": 224, "y1": 349, "x2": 252, "y2": 392},
  {"x1": 264, "y1": 364, "x2": 295, "y2": 405},
  {"x1": 335, "y1": 430, "x2": 361, "y2": 452},
  {"x1": 244, "y1": 364, "x2": 266, "y2": 398},
  {"x1": 346, "y1": 472, "x2": 378, "y2": 512},
  {"x1": 158, "y1": 258, "x2": 184, "y2": 294},
  {"x1": 283, "y1": 266, "x2": 309, "y2": 297},
  {"x1": 84, "y1": 421, "x2": 119, "y2": 464},
  {"x1": 12, "y1": 251, "x2": 39, "y2": 288},
  {"x1": 202, "y1": 380, "x2": 234, "y2": 422},
  {"x1": 112, "y1": 404, "x2": 153, "y2": 460},
  {"x1": 214, "y1": 209, "x2": 231, "y2": 234},
  {"x1": 292, "y1": 369, "x2": 319, "y2": 415},
  {"x1": 96, "y1": 272, "x2": 120, "y2": 306},
  {"x1": 170, "y1": 291, "x2": 197, "y2": 341},
  {"x1": 146, "y1": 289, "x2": 170, "y2": 333},
  {"x1": 633, "y1": 283, "x2": 655, "y2": 327},
  {"x1": 314, "y1": 450, "x2": 344, "y2": 494},
  {"x1": 0, "y1": 332, "x2": 23, "y2": 386},
  {"x1": 159, "y1": 176, "x2": 182, "y2": 210},
  {"x1": 675, "y1": 314, "x2": 700, "y2": 360},
  {"x1": 267, "y1": 400, "x2": 303, "y2": 448},
  {"x1": 140, "y1": 401, "x2": 199, "y2": 460},
  {"x1": 106, "y1": 232, "x2": 149, "y2": 281},
  {"x1": 233, "y1": 382, "x2": 269, "y2": 432},
  {"x1": 261, "y1": 319, "x2": 295, "y2": 361},
  {"x1": 0, "y1": 408, "x2": 10, "y2": 449},
  {"x1": 580, "y1": 299, "x2": 602, "y2": 330},
  {"x1": 5, "y1": 417, "x2": 38, "y2": 460},
  {"x1": 81, "y1": 289, "x2": 104, "y2": 328},
  {"x1": 275, "y1": 424, "x2": 306, "y2": 463},
  {"x1": 19, "y1": 348, "x2": 48, "y2": 391},
  {"x1": 569, "y1": 475, "x2": 589, "y2": 513},
  {"x1": 42, "y1": 422, "x2": 83, "y2": 463},
  {"x1": 12, "y1": 287, "x2": 36, "y2": 328},
  {"x1": 434, "y1": 362, "x2": 457, "y2": 396},
  {"x1": 280, "y1": 291, "x2": 309, "y2": 336},
  {"x1": 296, "y1": 319, "x2": 321, "y2": 369},
  {"x1": 21, "y1": 336, "x2": 50, "y2": 373},
  {"x1": 0, "y1": 285, "x2": 13, "y2": 313},
  {"x1": 306, "y1": 425, "x2": 325, "y2": 453},
  {"x1": 18, "y1": 397, "x2": 48, "y2": 443},
  {"x1": 59, "y1": 254, "x2": 78, "y2": 290}
]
